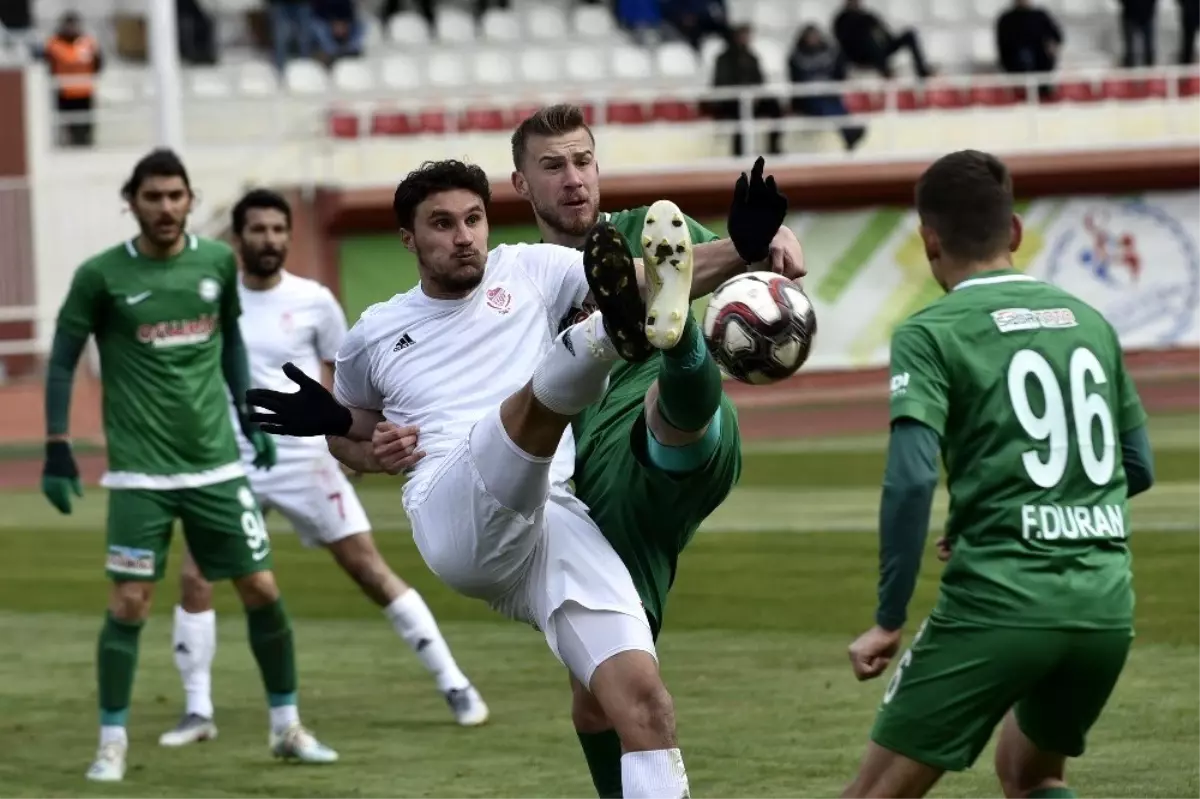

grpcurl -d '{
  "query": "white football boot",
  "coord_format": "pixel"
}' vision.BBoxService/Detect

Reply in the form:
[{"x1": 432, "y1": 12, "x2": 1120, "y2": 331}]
[
  {"x1": 159, "y1": 713, "x2": 218, "y2": 747},
  {"x1": 269, "y1": 722, "x2": 339, "y2": 764},
  {"x1": 639, "y1": 199, "x2": 696, "y2": 350},
  {"x1": 85, "y1": 741, "x2": 127, "y2": 782},
  {"x1": 444, "y1": 685, "x2": 490, "y2": 727}
]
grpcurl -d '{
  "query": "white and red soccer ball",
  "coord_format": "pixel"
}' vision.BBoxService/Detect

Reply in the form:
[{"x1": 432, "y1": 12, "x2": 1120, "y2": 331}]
[{"x1": 702, "y1": 272, "x2": 817, "y2": 385}]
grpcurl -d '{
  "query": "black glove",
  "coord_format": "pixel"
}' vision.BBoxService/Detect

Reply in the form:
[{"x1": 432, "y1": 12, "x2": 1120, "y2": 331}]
[
  {"x1": 726, "y1": 156, "x2": 790, "y2": 265},
  {"x1": 246, "y1": 362, "x2": 353, "y2": 438},
  {"x1": 42, "y1": 440, "x2": 83, "y2": 514}
]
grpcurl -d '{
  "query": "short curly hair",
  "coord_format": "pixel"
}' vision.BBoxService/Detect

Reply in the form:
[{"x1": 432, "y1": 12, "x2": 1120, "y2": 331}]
[{"x1": 392, "y1": 160, "x2": 491, "y2": 230}]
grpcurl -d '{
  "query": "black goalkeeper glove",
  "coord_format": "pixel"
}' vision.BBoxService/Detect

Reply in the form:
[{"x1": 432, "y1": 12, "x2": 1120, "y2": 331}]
[
  {"x1": 246, "y1": 362, "x2": 353, "y2": 438},
  {"x1": 42, "y1": 440, "x2": 83, "y2": 514},
  {"x1": 726, "y1": 156, "x2": 790, "y2": 265}
]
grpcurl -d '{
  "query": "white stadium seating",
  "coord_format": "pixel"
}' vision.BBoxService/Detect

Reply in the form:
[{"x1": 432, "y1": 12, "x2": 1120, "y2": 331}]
[
  {"x1": 387, "y1": 12, "x2": 430, "y2": 47},
  {"x1": 481, "y1": 10, "x2": 522, "y2": 43}
]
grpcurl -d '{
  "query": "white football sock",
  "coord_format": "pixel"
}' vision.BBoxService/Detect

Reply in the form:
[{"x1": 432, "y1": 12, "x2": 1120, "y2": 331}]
[
  {"x1": 171, "y1": 605, "x2": 216, "y2": 719},
  {"x1": 530, "y1": 312, "x2": 618, "y2": 416},
  {"x1": 99, "y1": 725, "x2": 127, "y2": 748},
  {"x1": 269, "y1": 703, "x2": 299, "y2": 733},
  {"x1": 385, "y1": 588, "x2": 470, "y2": 693},
  {"x1": 621, "y1": 749, "x2": 690, "y2": 798}
]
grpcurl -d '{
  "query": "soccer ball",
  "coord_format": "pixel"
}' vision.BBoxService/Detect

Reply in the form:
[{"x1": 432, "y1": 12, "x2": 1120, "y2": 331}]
[{"x1": 702, "y1": 272, "x2": 817, "y2": 385}]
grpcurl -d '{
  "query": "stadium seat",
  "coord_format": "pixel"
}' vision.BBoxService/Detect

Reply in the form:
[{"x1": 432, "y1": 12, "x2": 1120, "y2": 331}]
[
  {"x1": 387, "y1": 11, "x2": 430, "y2": 46},
  {"x1": 571, "y1": 4, "x2": 616, "y2": 39},
  {"x1": 1058, "y1": 0, "x2": 1092, "y2": 16},
  {"x1": 428, "y1": 51, "x2": 469, "y2": 87},
  {"x1": 285, "y1": 60, "x2": 328, "y2": 94},
  {"x1": 436, "y1": 6, "x2": 476, "y2": 44},
  {"x1": 381, "y1": 54, "x2": 422, "y2": 90},
  {"x1": 752, "y1": 1, "x2": 792, "y2": 31},
  {"x1": 363, "y1": 14, "x2": 384, "y2": 50},
  {"x1": 327, "y1": 110, "x2": 360, "y2": 139},
  {"x1": 655, "y1": 42, "x2": 701, "y2": 81},
  {"x1": 796, "y1": 0, "x2": 826, "y2": 26},
  {"x1": 481, "y1": 9, "x2": 521, "y2": 42},
  {"x1": 930, "y1": 0, "x2": 967, "y2": 24},
  {"x1": 95, "y1": 74, "x2": 138, "y2": 104},
  {"x1": 926, "y1": 82, "x2": 970, "y2": 108},
  {"x1": 1179, "y1": 75, "x2": 1200, "y2": 96},
  {"x1": 700, "y1": 35, "x2": 726, "y2": 72},
  {"x1": 651, "y1": 98, "x2": 702, "y2": 122},
  {"x1": 189, "y1": 68, "x2": 232, "y2": 98},
  {"x1": 236, "y1": 62, "x2": 277, "y2": 96},
  {"x1": 605, "y1": 100, "x2": 649, "y2": 125},
  {"x1": 519, "y1": 48, "x2": 560, "y2": 84},
  {"x1": 970, "y1": 28, "x2": 994, "y2": 65},
  {"x1": 924, "y1": 29, "x2": 964, "y2": 70},
  {"x1": 1057, "y1": 79, "x2": 1101, "y2": 102},
  {"x1": 973, "y1": 0, "x2": 1008, "y2": 22},
  {"x1": 472, "y1": 50, "x2": 516, "y2": 86},
  {"x1": 970, "y1": 85, "x2": 1019, "y2": 106},
  {"x1": 371, "y1": 110, "x2": 418, "y2": 136},
  {"x1": 882, "y1": 0, "x2": 920, "y2": 28},
  {"x1": 565, "y1": 47, "x2": 608, "y2": 82},
  {"x1": 459, "y1": 106, "x2": 510, "y2": 132},
  {"x1": 332, "y1": 59, "x2": 374, "y2": 92},
  {"x1": 527, "y1": 4, "x2": 569, "y2": 40},
  {"x1": 610, "y1": 44, "x2": 654, "y2": 82},
  {"x1": 752, "y1": 38, "x2": 787, "y2": 83}
]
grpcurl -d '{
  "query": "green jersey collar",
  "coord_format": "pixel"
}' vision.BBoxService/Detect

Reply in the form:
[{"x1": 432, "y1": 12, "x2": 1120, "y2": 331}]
[
  {"x1": 952, "y1": 269, "x2": 1035, "y2": 292},
  {"x1": 125, "y1": 233, "x2": 199, "y2": 259}
]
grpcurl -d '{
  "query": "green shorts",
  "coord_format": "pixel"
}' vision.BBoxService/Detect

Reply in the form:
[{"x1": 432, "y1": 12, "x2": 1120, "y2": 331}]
[
  {"x1": 104, "y1": 476, "x2": 273, "y2": 582},
  {"x1": 575, "y1": 395, "x2": 742, "y2": 636},
  {"x1": 871, "y1": 615, "x2": 1133, "y2": 772}
]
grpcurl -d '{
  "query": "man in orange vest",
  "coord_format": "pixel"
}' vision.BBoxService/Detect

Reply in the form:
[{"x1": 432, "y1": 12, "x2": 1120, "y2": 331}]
[{"x1": 44, "y1": 12, "x2": 103, "y2": 147}]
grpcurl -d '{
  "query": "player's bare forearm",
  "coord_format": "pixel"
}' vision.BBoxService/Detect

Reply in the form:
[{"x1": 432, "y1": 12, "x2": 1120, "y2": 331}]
[
  {"x1": 327, "y1": 435, "x2": 385, "y2": 473},
  {"x1": 44, "y1": 327, "x2": 87, "y2": 441},
  {"x1": 340, "y1": 406, "x2": 385, "y2": 442},
  {"x1": 690, "y1": 239, "x2": 746, "y2": 298},
  {"x1": 321, "y1": 361, "x2": 335, "y2": 392}
]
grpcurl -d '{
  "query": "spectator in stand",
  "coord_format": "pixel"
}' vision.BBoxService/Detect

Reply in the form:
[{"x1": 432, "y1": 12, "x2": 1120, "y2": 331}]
[
  {"x1": 1180, "y1": 0, "x2": 1199, "y2": 63},
  {"x1": 996, "y1": 0, "x2": 1063, "y2": 99},
  {"x1": 833, "y1": 0, "x2": 932, "y2": 79},
  {"x1": 42, "y1": 11, "x2": 101, "y2": 148},
  {"x1": 177, "y1": 0, "x2": 218, "y2": 65},
  {"x1": 474, "y1": 0, "x2": 511, "y2": 17},
  {"x1": 269, "y1": 0, "x2": 314, "y2": 72},
  {"x1": 614, "y1": 0, "x2": 663, "y2": 45},
  {"x1": 788, "y1": 24, "x2": 865, "y2": 152},
  {"x1": 710, "y1": 23, "x2": 783, "y2": 157},
  {"x1": 0, "y1": 0, "x2": 34, "y2": 55},
  {"x1": 662, "y1": 0, "x2": 730, "y2": 52},
  {"x1": 310, "y1": 0, "x2": 364, "y2": 65},
  {"x1": 1118, "y1": 0, "x2": 1158, "y2": 66}
]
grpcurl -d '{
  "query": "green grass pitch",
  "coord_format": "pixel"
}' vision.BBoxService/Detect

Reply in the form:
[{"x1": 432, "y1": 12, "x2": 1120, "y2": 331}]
[{"x1": 0, "y1": 414, "x2": 1196, "y2": 797}]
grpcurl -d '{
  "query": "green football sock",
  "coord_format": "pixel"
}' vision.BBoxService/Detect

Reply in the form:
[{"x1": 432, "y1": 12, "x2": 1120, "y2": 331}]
[
  {"x1": 656, "y1": 314, "x2": 722, "y2": 434},
  {"x1": 1028, "y1": 788, "x2": 1076, "y2": 798},
  {"x1": 247, "y1": 600, "x2": 297, "y2": 702},
  {"x1": 97, "y1": 612, "x2": 143, "y2": 726},
  {"x1": 577, "y1": 729, "x2": 623, "y2": 798}
]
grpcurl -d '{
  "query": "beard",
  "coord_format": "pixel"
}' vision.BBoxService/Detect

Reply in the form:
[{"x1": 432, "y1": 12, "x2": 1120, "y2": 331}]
[
  {"x1": 243, "y1": 248, "x2": 286, "y2": 277},
  {"x1": 532, "y1": 195, "x2": 599, "y2": 238},
  {"x1": 421, "y1": 247, "x2": 487, "y2": 297}
]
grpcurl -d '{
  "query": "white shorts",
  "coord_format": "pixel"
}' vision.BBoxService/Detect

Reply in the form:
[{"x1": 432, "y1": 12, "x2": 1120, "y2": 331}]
[
  {"x1": 248, "y1": 452, "x2": 370, "y2": 548},
  {"x1": 405, "y1": 409, "x2": 654, "y2": 679}
]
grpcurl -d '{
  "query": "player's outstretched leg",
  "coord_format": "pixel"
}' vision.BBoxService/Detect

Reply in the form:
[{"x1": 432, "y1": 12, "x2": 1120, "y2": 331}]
[
  {"x1": 639, "y1": 199, "x2": 697, "y2": 350},
  {"x1": 993, "y1": 711, "x2": 1076, "y2": 798},
  {"x1": 87, "y1": 582, "x2": 152, "y2": 782},
  {"x1": 161, "y1": 550, "x2": 219, "y2": 747},
  {"x1": 326, "y1": 532, "x2": 489, "y2": 726}
]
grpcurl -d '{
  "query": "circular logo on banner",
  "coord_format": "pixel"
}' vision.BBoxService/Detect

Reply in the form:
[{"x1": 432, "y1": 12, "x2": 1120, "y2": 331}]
[
  {"x1": 1046, "y1": 201, "x2": 1199, "y2": 346},
  {"x1": 198, "y1": 278, "x2": 221, "y2": 303}
]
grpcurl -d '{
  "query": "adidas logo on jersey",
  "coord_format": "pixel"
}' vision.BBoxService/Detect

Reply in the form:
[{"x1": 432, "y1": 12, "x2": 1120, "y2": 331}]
[
  {"x1": 393, "y1": 333, "x2": 415, "y2": 352},
  {"x1": 991, "y1": 307, "x2": 1078, "y2": 333}
]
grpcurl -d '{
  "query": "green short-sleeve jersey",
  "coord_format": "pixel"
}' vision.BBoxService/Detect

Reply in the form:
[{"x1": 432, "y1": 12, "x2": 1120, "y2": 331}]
[
  {"x1": 56, "y1": 234, "x2": 245, "y2": 488},
  {"x1": 889, "y1": 270, "x2": 1146, "y2": 630},
  {"x1": 569, "y1": 208, "x2": 725, "y2": 629}
]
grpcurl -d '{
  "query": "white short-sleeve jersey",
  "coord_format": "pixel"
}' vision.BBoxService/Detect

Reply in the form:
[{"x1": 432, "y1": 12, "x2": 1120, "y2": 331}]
[
  {"x1": 333, "y1": 243, "x2": 590, "y2": 503},
  {"x1": 235, "y1": 270, "x2": 348, "y2": 460}
]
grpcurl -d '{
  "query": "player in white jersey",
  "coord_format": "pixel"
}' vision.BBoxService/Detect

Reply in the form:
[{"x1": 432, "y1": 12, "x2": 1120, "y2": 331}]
[
  {"x1": 159, "y1": 190, "x2": 488, "y2": 748},
  {"x1": 246, "y1": 160, "x2": 753, "y2": 798}
]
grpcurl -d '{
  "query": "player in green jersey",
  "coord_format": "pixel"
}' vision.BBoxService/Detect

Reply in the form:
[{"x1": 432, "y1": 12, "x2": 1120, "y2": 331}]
[
  {"x1": 509, "y1": 104, "x2": 804, "y2": 798},
  {"x1": 841, "y1": 150, "x2": 1156, "y2": 799},
  {"x1": 41, "y1": 149, "x2": 338, "y2": 782}
]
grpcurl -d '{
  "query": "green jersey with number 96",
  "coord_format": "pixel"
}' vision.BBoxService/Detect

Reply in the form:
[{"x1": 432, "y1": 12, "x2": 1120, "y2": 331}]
[{"x1": 889, "y1": 269, "x2": 1146, "y2": 630}]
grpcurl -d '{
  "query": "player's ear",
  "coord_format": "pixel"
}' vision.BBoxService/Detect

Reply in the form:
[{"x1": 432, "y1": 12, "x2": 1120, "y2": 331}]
[
  {"x1": 1009, "y1": 213, "x2": 1023, "y2": 254},
  {"x1": 399, "y1": 227, "x2": 416, "y2": 253},
  {"x1": 511, "y1": 170, "x2": 528, "y2": 199},
  {"x1": 918, "y1": 223, "x2": 940, "y2": 263}
]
